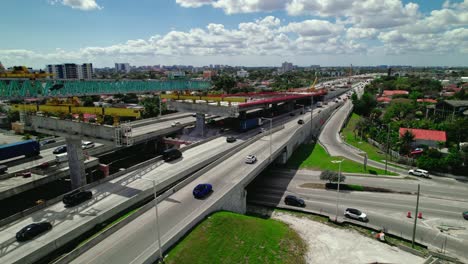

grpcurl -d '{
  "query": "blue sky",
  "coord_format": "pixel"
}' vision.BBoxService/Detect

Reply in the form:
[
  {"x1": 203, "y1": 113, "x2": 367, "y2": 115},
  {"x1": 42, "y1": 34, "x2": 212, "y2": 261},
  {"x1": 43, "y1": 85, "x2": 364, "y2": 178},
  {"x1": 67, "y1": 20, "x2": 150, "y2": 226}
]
[{"x1": 0, "y1": 0, "x2": 467, "y2": 68}]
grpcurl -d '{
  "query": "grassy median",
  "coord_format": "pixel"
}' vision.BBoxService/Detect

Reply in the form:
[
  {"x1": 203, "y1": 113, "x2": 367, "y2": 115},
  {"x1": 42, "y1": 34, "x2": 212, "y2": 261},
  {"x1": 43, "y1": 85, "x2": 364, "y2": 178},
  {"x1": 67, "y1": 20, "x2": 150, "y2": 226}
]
[
  {"x1": 164, "y1": 211, "x2": 307, "y2": 264},
  {"x1": 287, "y1": 143, "x2": 397, "y2": 175}
]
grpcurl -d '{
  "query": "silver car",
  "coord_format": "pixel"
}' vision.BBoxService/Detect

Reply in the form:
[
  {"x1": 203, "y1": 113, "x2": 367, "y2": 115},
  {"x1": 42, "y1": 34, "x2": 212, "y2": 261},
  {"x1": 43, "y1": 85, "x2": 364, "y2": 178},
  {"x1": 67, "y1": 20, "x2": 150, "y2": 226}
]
[{"x1": 344, "y1": 208, "x2": 368, "y2": 222}]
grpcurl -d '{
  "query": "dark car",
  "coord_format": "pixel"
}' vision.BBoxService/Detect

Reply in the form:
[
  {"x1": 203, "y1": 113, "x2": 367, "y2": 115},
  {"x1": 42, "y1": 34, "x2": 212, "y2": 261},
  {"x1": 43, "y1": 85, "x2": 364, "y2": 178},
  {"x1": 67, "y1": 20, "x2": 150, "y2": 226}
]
[
  {"x1": 226, "y1": 136, "x2": 237, "y2": 143},
  {"x1": 40, "y1": 139, "x2": 56, "y2": 146},
  {"x1": 162, "y1": 148, "x2": 182, "y2": 162},
  {"x1": 284, "y1": 195, "x2": 305, "y2": 207},
  {"x1": 63, "y1": 190, "x2": 93, "y2": 207},
  {"x1": 0, "y1": 165, "x2": 8, "y2": 174},
  {"x1": 193, "y1": 183, "x2": 213, "y2": 199},
  {"x1": 297, "y1": 119, "x2": 304, "y2": 125},
  {"x1": 289, "y1": 112, "x2": 295, "y2": 116},
  {"x1": 463, "y1": 211, "x2": 468, "y2": 220},
  {"x1": 53, "y1": 146, "x2": 67, "y2": 154},
  {"x1": 16, "y1": 222, "x2": 52, "y2": 242}
]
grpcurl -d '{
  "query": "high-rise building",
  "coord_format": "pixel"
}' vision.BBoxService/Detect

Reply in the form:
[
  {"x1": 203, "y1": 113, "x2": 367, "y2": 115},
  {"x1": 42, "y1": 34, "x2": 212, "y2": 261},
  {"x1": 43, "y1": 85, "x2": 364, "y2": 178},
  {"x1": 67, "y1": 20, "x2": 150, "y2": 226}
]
[
  {"x1": 115, "y1": 63, "x2": 131, "y2": 73},
  {"x1": 46, "y1": 63, "x2": 93, "y2": 79},
  {"x1": 236, "y1": 69, "x2": 249, "y2": 78},
  {"x1": 281, "y1": 62, "x2": 294, "y2": 73}
]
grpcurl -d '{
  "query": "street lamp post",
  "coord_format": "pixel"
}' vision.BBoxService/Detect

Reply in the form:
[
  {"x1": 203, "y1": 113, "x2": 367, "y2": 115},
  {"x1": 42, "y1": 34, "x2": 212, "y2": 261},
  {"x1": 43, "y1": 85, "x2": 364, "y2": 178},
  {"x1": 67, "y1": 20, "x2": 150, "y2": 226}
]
[
  {"x1": 261, "y1": 117, "x2": 273, "y2": 161},
  {"x1": 142, "y1": 177, "x2": 163, "y2": 261},
  {"x1": 384, "y1": 124, "x2": 390, "y2": 174},
  {"x1": 331, "y1": 159, "x2": 344, "y2": 222}
]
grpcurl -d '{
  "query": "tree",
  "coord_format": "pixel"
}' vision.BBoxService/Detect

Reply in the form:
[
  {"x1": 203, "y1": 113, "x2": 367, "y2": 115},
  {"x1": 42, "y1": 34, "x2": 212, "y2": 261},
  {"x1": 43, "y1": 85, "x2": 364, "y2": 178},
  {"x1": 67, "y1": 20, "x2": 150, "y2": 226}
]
[
  {"x1": 212, "y1": 75, "x2": 236, "y2": 94},
  {"x1": 140, "y1": 97, "x2": 161, "y2": 118},
  {"x1": 320, "y1": 170, "x2": 345, "y2": 183},
  {"x1": 82, "y1": 96, "x2": 95, "y2": 107},
  {"x1": 399, "y1": 130, "x2": 415, "y2": 155}
]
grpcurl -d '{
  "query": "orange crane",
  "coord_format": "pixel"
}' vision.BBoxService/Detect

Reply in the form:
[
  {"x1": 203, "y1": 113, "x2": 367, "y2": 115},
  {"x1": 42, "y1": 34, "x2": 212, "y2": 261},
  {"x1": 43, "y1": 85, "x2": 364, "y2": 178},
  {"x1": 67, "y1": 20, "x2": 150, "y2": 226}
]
[{"x1": 0, "y1": 66, "x2": 53, "y2": 79}]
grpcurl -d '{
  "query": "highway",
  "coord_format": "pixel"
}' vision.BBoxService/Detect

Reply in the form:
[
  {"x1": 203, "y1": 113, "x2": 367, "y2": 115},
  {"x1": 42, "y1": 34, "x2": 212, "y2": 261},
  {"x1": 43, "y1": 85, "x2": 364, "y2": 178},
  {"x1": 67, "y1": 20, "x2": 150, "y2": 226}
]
[
  {"x1": 0, "y1": 136, "x2": 244, "y2": 264},
  {"x1": 247, "y1": 170, "x2": 468, "y2": 262},
  {"x1": 70, "y1": 105, "x2": 333, "y2": 264}
]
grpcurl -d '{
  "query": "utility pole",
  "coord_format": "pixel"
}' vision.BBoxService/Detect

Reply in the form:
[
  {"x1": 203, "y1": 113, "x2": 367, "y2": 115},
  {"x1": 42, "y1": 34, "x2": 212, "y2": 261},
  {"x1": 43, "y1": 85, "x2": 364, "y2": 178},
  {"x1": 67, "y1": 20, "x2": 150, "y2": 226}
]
[
  {"x1": 159, "y1": 93, "x2": 162, "y2": 117},
  {"x1": 310, "y1": 95, "x2": 314, "y2": 141},
  {"x1": 384, "y1": 124, "x2": 390, "y2": 174},
  {"x1": 412, "y1": 184, "x2": 421, "y2": 248}
]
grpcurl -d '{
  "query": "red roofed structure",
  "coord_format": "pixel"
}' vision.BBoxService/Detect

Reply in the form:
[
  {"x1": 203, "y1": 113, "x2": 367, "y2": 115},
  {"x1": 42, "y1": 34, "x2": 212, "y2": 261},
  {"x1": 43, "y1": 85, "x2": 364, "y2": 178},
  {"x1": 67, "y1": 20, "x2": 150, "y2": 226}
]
[
  {"x1": 399, "y1": 128, "x2": 447, "y2": 148},
  {"x1": 417, "y1": 99, "x2": 437, "y2": 103},
  {"x1": 377, "y1": 97, "x2": 392, "y2": 103},
  {"x1": 383, "y1": 90, "x2": 409, "y2": 97}
]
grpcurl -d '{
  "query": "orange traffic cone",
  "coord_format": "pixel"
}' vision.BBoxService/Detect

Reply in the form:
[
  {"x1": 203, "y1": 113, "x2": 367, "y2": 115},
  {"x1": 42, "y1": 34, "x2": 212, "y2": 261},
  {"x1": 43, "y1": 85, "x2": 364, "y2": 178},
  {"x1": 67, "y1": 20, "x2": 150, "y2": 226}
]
[
  {"x1": 418, "y1": 212, "x2": 423, "y2": 219},
  {"x1": 407, "y1": 211, "x2": 412, "y2": 218}
]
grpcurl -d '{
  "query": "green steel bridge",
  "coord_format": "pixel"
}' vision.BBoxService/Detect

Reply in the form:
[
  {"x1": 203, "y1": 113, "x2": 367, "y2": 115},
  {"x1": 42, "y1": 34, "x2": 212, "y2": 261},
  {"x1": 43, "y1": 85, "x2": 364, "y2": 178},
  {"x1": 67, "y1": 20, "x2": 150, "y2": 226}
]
[{"x1": 0, "y1": 79, "x2": 212, "y2": 99}]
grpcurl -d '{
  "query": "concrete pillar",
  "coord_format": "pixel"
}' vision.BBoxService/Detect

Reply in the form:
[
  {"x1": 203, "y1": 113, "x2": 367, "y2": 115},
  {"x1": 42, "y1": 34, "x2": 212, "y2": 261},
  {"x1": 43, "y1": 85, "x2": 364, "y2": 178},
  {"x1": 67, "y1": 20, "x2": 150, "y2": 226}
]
[
  {"x1": 221, "y1": 186, "x2": 247, "y2": 214},
  {"x1": 287, "y1": 101, "x2": 294, "y2": 111},
  {"x1": 194, "y1": 113, "x2": 205, "y2": 136},
  {"x1": 66, "y1": 137, "x2": 86, "y2": 189}
]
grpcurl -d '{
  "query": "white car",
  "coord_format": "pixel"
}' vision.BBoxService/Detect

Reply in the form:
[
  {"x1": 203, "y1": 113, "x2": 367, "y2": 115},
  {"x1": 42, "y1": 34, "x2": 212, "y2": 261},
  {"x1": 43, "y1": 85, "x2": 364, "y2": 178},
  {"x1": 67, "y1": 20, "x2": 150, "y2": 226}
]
[
  {"x1": 245, "y1": 155, "x2": 257, "y2": 164},
  {"x1": 344, "y1": 208, "x2": 368, "y2": 222},
  {"x1": 82, "y1": 141, "x2": 95, "y2": 149},
  {"x1": 408, "y1": 169, "x2": 429, "y2": 178},
  {"x1": 171, "y1": 121, "x2": 181, "y2": 127}
]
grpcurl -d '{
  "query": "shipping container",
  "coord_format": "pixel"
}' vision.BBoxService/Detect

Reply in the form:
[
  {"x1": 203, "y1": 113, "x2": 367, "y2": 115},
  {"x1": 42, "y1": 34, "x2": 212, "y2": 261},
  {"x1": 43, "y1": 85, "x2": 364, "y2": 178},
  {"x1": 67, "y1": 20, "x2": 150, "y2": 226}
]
[{"x1": 0, "y1": 140, "x2": 40, "y2": 161}]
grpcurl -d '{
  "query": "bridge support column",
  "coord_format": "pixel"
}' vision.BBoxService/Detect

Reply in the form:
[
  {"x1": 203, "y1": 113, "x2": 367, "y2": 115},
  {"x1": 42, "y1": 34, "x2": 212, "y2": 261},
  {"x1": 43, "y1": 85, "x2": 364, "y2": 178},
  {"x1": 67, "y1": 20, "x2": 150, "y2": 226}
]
[
  {"x1": 220, "y1": 186, "x2": 247, "y2": 214},
  {"x1": 66, "y1": 137, "x2": 87, "y2": 189},
  {"x1": 194, "y1": 113, "x2": 205, "y2": 136}
]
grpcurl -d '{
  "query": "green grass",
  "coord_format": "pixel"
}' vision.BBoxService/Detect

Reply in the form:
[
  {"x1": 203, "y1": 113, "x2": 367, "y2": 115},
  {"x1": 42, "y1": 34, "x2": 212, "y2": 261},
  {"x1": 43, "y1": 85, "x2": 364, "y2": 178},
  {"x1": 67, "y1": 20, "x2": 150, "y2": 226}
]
[
  {"x1": 165, "y1": 211, "x2": 307, "y2": 264},
  {"x1": 347, "y1": 184, "x2": 365, "y2": 191},
  {"x1": 342, "y1": 114, "x2": 407, "y2": 170},
  {"x1": 287, "y1": 143, "x2": 398, "y2": 175},
  {"x1": 342, "y1": 113, "x2": 387, "y2": 162}
]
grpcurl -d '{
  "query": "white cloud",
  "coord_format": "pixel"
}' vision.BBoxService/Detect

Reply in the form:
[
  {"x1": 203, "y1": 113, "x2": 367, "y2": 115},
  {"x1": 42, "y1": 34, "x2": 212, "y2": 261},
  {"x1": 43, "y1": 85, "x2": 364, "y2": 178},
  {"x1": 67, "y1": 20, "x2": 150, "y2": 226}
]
[
  {"x1": 281, "y1": 20, "x2": 344, "y2": 37},
  {"x1": 49, "y1": 0, "x2": 102, "y2": 11},
  {"x1": 346, "y1": 27, "x2": 378, "y2": 39}
]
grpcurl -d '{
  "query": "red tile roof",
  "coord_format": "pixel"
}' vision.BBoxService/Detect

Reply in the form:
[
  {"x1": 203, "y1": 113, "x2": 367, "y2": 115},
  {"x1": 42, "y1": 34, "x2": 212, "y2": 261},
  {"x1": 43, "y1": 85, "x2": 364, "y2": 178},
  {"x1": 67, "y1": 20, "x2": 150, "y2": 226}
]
[
  {"x1": 377, "y1": 97, "x2": 392, "y2": 102},
  {"x1": 399, "y1": 128, "x2": 447, "y2": 142},
  {"x1": 383, "y1": 90, "x2": 409, "y2": 97},
  {"x1": 417, "y1": 99, "x2": 437, "y2": 103}
]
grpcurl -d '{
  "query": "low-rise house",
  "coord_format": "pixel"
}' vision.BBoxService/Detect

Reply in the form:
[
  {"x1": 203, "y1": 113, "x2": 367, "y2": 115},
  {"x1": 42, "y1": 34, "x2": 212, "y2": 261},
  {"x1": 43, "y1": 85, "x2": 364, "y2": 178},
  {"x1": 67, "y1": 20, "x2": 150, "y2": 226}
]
[{"x1": 399, "y1": 128, "x2": 447, "y2": 148}]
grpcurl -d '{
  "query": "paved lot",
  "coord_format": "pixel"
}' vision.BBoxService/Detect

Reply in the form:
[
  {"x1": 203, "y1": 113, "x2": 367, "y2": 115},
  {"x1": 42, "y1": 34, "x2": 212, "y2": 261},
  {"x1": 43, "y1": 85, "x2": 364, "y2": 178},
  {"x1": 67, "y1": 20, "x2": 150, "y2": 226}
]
[
  {"x1": 0, "y1": 132, "x2": 23, "y2": 145},
  {"x1": 272, "y1": 211, "x2": 424, "y2": 264}
]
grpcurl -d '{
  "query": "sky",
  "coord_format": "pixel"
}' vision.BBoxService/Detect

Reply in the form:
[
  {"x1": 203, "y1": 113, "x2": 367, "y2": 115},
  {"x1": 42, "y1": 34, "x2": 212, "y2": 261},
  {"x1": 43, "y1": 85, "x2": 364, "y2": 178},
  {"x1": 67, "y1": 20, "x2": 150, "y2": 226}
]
[{"x1": 0, "y1": 0, "x2": 467, "y2": 68}]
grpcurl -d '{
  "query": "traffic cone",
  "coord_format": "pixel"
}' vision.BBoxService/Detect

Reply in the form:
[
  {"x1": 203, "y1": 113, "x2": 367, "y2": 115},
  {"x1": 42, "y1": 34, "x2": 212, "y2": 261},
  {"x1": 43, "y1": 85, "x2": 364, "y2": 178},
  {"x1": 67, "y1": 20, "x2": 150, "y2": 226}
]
[
  {"x1": 407, "y1": 211, "x2": 412, "y2": 218},
  {"x1": 418, "y1": 212, "x2": 423, "y2": 219}
]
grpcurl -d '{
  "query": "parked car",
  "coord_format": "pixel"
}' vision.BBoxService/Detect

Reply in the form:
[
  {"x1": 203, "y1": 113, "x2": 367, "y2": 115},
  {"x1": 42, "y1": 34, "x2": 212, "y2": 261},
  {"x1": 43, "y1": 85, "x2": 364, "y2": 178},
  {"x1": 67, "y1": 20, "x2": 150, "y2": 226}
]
[
  {"x1": 40, "y1": 139, "x2": 56, "y2": 146},
  {"x1": 16, "y1": 222, "x2": 52, "y2": 242},
  {"x1": 193, "y1": 183, "x2": 213, "y2": 199},
  {"x1": 408, "y1": 169, "x2": 429, "y2": 178},
  {"x1": 63, "y1": 190, "x2": 93, "y2": 207},
  {"x1": 245, "y1": 155, "x2": 257, "y2": 164},
  {"x1": 226, "y1": 136, "x2": 237, "y2": 143},
  {"x1": 53, "y1": 146, "x2": 67, "y2": 154},
  {"x1": 297, "y1": 119, "x2": 304, "y2": 125},
  {"x1": 284, "y1": 195, "x2": 305, "y2": 207},
  {"x1": 81, "y1": 141, "x2": 95, "y2": 149},
  {"x1": 162, "y1": 148, "x2": 182, "y2": 162},
  {"x1": 463, "y1": 211, "x2": 468, "y2": 220},
  {"x1": 344, "y1": 208, "x2": 368, "y2": 222}
]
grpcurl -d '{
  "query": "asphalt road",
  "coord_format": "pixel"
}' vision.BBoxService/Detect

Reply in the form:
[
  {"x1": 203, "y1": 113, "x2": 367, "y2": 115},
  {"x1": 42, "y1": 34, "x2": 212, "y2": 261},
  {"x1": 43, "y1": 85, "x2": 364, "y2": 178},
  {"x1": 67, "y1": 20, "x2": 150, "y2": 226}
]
[
  {"x1": 70, "y1": 105, "x2": 331, "y2": 264},
  {"x1": 247, "y1": 171, "x2": 468, "y2": 262},
  {"x1": 0, "y1": 136, "x2": 241, "y2": 264}
]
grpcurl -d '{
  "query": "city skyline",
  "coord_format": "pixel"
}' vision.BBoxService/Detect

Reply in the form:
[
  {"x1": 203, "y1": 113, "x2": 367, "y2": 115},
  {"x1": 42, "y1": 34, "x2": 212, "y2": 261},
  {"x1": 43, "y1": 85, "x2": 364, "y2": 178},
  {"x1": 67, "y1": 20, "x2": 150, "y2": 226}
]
[{"x1": 1, "y1": 0, "x2": 467, "y2": 68}]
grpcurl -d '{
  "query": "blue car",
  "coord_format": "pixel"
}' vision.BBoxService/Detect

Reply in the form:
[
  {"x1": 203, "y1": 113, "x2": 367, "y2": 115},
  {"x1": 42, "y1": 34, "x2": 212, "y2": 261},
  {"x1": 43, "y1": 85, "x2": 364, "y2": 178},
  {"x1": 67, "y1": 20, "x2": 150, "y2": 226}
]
[{"x1": 193, "y1": 183, "x2": 212, "y2": 199}]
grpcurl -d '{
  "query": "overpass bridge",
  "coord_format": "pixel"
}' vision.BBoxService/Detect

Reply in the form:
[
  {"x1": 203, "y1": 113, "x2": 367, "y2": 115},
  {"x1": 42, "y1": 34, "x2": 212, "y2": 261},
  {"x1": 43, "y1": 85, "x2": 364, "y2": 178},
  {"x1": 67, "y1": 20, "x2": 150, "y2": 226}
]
[
  {"x1": 0, "y1": 93, "x2": 344, "y2": 264},
  {"x1": 0, "y1": 79, "x2": 211, "y2": 99}
]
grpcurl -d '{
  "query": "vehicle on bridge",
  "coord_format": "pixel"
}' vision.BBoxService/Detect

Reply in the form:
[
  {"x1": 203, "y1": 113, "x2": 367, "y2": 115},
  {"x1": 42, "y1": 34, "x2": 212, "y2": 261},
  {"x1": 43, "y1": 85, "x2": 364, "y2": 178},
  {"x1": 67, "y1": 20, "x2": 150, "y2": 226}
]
[
  {"x1": 245, "y1": 155, "x2": 257, "y2": 164},
  {"x1": 284, "y1": 195, "x2": 305, "y2": 207},
  {"x1": 82, "y1": 141, "x2": 95, "y2": 149},
  {"x1": 63, "y1": 190, "x2": 93, "y2": 207},
  {"x1": 16, "y1": 222, "x2": 52, "y2": 242},
  {"x1": 0, "y1": 165, "x2": 8, "y2": 174},
  {"x1": 226, "y1": 136, "x2": 237, "y2": 143},
  {"x1": 53, "y1": 145, "x2": 67, "y2": 154},
  {"x1": 162, "y1": 148, "x2": 182, "y2": 162},
  {"x1": 463, "y1": 211, "x2": 468, "y2": 220},
  {"x1": 193, "y1": 183, "x2": 213, "y2": 199},
  {"x1": 0, "y1": 140, "x2": 40, "y2": 161},
  {"x1": 298, "y1": 119, "x2": 304, "y2": 125},
  {"x1": 344, "y1": 208, "x2": 368, "y2": 222}
]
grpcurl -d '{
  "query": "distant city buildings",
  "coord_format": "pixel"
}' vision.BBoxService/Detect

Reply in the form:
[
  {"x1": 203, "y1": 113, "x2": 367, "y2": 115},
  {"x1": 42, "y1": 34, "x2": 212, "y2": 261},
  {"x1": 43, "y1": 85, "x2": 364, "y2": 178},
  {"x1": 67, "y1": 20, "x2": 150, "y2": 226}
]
[
  {"x1": 236, "y1": 69, "x2": 249, "y2": 78},
  {"x1": 115, "y1": 63, "x2": 131, "y2": 73},
  {"x1": 203, "y1": 70, "x2": 216, "y2": 79},
  {"x1": 281, "y1": 62, "x2": 294, "y2": 73},
  {"x1": 46, "y1": 63, "x2": 93, "y2": 79}
]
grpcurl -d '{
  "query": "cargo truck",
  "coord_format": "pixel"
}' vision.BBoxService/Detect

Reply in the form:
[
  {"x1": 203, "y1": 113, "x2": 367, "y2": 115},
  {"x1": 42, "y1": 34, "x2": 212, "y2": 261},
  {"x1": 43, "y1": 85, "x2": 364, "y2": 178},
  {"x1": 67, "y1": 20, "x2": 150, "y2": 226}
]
[
  {"x1": 239, "y1": 118, "x2": 263, "y2": 131},
  {"x1": 0, "y1": 140, "x2": 41, "y2": 161}
]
